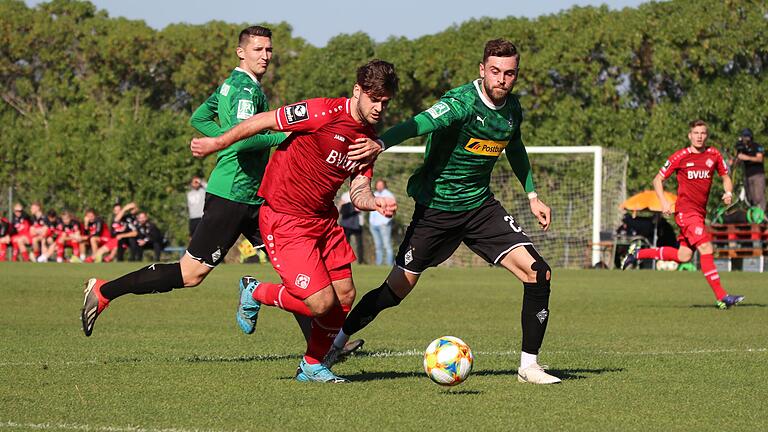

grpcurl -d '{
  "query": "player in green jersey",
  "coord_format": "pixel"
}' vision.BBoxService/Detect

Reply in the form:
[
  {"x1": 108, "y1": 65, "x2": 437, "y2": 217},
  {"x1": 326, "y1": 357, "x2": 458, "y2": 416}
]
[
  {"x1": 80, "y1": 27, "x2": 365, "y2": 359},
  {"x1": 80, "y1": 26, "x2": 281, "y2": 337},
  {"x1": 327, "y1": 39, "x2": 561, "y2": 384}
]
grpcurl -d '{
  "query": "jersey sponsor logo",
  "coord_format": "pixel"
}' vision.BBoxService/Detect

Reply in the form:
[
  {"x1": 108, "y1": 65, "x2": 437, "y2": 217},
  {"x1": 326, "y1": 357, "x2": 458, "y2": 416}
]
[
  {"x1": 237, "y1": 100, "x2": 254, "y2": 120},
  {"x1": 325, "y1": 150, "x2": 361, "y2": 172},
  {"x1": 464, "y1": 138, "x2": 508, "y2": 156},
  {"x1": 285, "y1": 102, "x2": 309, "y2": 124},
  {"x1": 220, "y1": 83, "x2": 230, "y2": 96},
  {"x1": 295, "y1": 274, "x2": 311, "y2": 289},
  {"x1": 426, "y1": 101, "x2": 450, "y2": 119},
  {"x1": 687, "y1": 170, "x2": 711, "y2": 180}
]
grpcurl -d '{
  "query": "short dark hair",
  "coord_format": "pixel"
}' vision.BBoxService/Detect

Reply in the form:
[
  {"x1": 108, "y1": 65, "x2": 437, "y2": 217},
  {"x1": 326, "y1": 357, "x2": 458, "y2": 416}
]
[
  {"x1": 47, "y1": 209, "x2": 57, "y2": 218},
  {"x1": 483, "y1": 39, "x2": 519, "y2": 63},
  {"x1": 689, "y1": 119, "x2": 708, "y2": 130},
  {"x1": 239, "y1": 26, "x2": 272, "y2": 47},
  {"x1": 356, "y1": 60, "x2": 399, "y2": 98}
]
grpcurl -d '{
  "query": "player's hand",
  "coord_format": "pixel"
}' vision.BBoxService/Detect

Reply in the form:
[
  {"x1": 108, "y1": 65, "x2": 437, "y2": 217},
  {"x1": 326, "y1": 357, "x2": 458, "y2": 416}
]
[
  {"x1": 374, "y1": 196, "x2": 397, "y2": 218},
  {"x1": 722, "y1": 192, "x2": 733, "y2": 205},
  {"x1": 190, "y1": 137, "x2": 221, "y2": 158},
  {"x1": 529, "y1": 197, "x2": 551, "y2": 231},
  {"x1": 660, "y1": 200, "x2": 674, "y2": 216},
  {"x1": 348, "y1": 137, "x2": 384, "y2": 164}
]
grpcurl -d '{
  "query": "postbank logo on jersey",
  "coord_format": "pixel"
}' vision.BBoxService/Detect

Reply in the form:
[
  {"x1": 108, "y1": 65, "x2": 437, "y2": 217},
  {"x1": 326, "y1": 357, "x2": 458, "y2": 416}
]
[
  {"x1": 464, "y1": 138, "x2": 508, "y2": 156},
  {"x1": 285, "y1": 102, "x2": 309, "y2": 124}
]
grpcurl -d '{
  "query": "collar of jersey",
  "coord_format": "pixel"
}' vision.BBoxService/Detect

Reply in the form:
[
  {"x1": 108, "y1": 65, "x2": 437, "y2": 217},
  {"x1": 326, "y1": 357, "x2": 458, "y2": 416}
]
[
  {"x1": 234, "y1": 67, "x2": 261, "y2": 85},
  {"x1": 473, "y1": 79, "x2": 506, "y2": 111}
]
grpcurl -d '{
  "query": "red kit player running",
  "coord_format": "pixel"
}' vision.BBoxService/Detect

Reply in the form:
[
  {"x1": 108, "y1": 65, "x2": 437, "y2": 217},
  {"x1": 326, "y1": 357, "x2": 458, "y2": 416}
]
[
  {"x1": 190, "y1": 60, "x2": 399, "y2": 382},
  {"x1": 622, "y1": 120, "x2": 744, "y2": 309}
]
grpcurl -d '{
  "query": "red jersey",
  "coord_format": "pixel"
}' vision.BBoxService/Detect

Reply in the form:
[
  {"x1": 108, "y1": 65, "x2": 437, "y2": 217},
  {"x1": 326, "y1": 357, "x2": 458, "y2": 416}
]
[
  {"x1": 11, "y1": 213, "x2": 32, "y2": 236},
  {"x1": 259, "y1": 97, "x2": 375, "y2": 217},
  {"x1": 56, "y1": 220, "x2": 83, "y2": 237},
  {"x1": 86, "y1": 217, "x2": 111, "y2": 238},
  {"x1": 659, "y1": 146, "x2": 727, "y2": 216}
]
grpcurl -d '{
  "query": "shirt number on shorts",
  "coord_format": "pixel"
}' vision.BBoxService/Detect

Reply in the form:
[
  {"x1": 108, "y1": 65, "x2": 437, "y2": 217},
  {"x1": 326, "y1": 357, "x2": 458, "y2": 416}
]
[{"x1": 504, "y1": 215, "x2": 523, "y2": 233}]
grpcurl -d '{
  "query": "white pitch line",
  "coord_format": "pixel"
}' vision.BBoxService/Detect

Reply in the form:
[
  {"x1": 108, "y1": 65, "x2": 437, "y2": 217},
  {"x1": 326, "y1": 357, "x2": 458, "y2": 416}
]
[
  {"x1": 0, "y1": 421, "x2": 228, "y2": 432},
  {"x1": 0, "y1": 347, "x2": 765, "y2": 367}
]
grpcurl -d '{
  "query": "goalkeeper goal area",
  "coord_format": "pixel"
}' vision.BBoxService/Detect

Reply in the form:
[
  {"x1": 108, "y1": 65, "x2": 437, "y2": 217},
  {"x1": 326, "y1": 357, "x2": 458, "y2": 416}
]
[{"x1": 350, "y1": 146, "x2": 628, "y2": 269}]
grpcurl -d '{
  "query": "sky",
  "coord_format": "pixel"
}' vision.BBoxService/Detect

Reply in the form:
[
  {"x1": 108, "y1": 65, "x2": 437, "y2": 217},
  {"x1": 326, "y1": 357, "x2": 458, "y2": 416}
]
[{"x1": 26, "y1": 0, "x2": 649, "y2": 47}]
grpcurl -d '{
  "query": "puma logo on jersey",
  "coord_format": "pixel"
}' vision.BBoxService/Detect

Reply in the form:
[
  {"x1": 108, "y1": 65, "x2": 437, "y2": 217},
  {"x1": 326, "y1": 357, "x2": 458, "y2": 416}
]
[
  {"x1": 687, "y1": 170, "x2": 711, "y2": 180},
  {"x1": 686, "y1": 162, "x2": 695, "y2": 167},
  {"x1": 476, "y1": 115, "x2": 486, "y2": 126},
  {"x1": 333, "y1": 134, "x2": 346, "y2": 142},
  {"x1": 464, "y1": 138, "x2": 508, "y2": 156},
  {"x1": 243, "y1": 87, "x2": 254, "y2": 94},
  {"x1": 326, "y1": 150, "x2": 361, "y2": 172}
]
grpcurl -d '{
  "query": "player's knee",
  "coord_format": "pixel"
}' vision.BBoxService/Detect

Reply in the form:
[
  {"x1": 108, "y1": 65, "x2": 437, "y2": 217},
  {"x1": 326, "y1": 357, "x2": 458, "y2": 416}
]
[
  {"x1": 307, "y1": 289, "x2": 336, "y2": 317},
  {"x1": 524, "y1": 245, "x2": 551, "y2": 288},
  {"x1": 678, "y1": 248, "x2": 694, "y2": 262},
  {"x1": 181, "y1": 268, "x2": 208, "y2": 287},
  {"x1": 697, "y1": 242, "x2": 713, "y2": 255}
]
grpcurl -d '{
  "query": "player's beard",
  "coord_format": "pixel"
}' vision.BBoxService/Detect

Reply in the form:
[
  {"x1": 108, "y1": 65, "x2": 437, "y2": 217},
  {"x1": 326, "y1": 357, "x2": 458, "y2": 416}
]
[{"x1": 482, "y1": 79, "x2": 510, "y2": 104}]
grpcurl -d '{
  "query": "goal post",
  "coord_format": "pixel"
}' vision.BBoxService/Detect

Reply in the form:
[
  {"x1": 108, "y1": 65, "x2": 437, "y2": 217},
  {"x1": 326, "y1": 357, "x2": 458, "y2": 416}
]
[{"x1": 363, "y1": 145, "x2": 628, "y2": 268}]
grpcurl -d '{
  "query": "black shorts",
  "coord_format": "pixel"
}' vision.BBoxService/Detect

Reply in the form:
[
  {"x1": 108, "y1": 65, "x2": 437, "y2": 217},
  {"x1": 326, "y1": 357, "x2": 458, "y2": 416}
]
[
  {"x1": 395, "y1": 196, "x2": 534, "y2": 274},
  {"x1": 186, "y1": 193, "x2": 264, "y2": 267},
  {"x1": 188, "y1": 217, "x2": 202, "y2": 237}
]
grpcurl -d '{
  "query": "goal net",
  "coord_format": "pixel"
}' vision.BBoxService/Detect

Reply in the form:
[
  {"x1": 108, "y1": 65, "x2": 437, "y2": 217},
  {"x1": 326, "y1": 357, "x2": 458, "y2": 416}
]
[{"x1": 362, "y1": 146, "x2": 628, "y2": 269}]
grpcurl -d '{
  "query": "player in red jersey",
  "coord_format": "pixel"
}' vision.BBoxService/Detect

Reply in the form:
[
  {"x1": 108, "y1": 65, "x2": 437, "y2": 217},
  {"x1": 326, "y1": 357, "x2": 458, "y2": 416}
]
[
  {"x1": 55, "y1": 211, "x2": 86, "y2": 263},
  {"x1": 82, "y1": 208, "x2": 113, "y2": 262},
  {"x1": 28, "y1": 202, "x2": 47, "y2": 261},
  {"x1": 0, "y1": 210, "x2": 10, "y2": 261},
  {"x1": 622, "y1": 120, "x2": 744, "y2": 309},
  {"x1": 10, "y1": 203, "x2": 33, "y2": 262},
  {"x1": 190, "y1": 60, "x2": 399, "y2": 382}
]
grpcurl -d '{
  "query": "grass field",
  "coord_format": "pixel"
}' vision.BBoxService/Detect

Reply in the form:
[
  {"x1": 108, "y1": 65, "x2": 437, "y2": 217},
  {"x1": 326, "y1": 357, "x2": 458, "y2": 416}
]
[{"x1": 1, "y1": 262, "x2": 766, "y2": 431}]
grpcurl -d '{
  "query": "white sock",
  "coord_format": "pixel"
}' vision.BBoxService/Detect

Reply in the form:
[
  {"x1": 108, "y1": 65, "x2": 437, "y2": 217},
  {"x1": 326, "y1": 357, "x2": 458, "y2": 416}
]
[
  {"x1": 332, "y1": 329, "x2": 350, "y2": 349},
  {"x1": 520, "y1": 351, "x2": 538, "y2": 369}
]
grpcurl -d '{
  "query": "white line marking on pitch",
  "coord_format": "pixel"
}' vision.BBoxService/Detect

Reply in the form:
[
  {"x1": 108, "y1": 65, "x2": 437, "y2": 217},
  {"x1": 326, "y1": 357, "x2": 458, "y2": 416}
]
[
  {"x1": 0, "y1": 348, "x2": 764, "y2": 367},
  {"x1": 0, "y1": 421, "x2": 227, "y2": 432}
]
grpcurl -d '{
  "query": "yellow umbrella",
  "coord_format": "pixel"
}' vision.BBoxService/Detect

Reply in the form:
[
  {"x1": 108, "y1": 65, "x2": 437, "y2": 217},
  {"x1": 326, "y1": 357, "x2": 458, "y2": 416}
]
[{"x1": 621, "y1": 190, "x2": 677, "y2": 212}]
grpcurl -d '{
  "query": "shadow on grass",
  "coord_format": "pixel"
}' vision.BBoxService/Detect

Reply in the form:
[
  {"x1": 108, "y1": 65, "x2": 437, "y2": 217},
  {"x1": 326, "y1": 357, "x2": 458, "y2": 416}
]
[
  {"x1": 336, "y1": 367, "x2": 625, "y2": 382},
  {"x1": 687, "y1": 303, "x2": 767, "y2": 309},
  {"x1": 183, "y1": 353, "x2": 301, "y2": 363}
]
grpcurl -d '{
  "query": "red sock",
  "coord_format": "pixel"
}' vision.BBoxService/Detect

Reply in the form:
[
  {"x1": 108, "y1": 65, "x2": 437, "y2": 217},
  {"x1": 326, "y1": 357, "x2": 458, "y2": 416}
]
[
  {"x1": 20, "y1": 249, "x2": 29, "y2": 261},
  {"x1": 699, "y1": 254, "x2": 727, "y2": 300},
  {"x1": 304, "y1": 302, "x2": 347, "y2": 364},
  {"x1": 11, "y1": 245, "x2": 18, "y2": 262},
  {"x1": 253, "y1": 282, "x2": 312, "y2": 316},
  {"x1": 637, "y1": 246, "x2": 679, "y2": 261},
  {"x1": 56, "y1": 243, "x2": 65, "y2": 259},
  {"x1": 0, "y1": 246, "x2": 6, "y2": 261}
]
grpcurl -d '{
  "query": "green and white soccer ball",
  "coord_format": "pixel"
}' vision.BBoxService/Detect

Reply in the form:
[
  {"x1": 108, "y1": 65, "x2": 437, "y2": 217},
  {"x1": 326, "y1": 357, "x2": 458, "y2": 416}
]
[{"x1": 423, "y1": 336, "x2": 474, "y2": 386}]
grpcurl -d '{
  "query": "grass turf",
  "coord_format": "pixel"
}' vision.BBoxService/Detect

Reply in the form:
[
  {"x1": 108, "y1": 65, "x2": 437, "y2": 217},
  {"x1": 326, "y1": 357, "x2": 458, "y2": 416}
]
[{"x1": 0, "y1": 262, "x2": 766, "y2": 431}]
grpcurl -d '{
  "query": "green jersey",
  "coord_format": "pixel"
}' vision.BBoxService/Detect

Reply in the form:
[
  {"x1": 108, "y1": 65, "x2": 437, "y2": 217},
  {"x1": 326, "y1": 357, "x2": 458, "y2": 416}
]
[
  {"x1": 381, "y1": 79, "x2": 534, "y2": 211},
  {"x1": 190, "y1": 67, "x2": 284, "y2": 205}
]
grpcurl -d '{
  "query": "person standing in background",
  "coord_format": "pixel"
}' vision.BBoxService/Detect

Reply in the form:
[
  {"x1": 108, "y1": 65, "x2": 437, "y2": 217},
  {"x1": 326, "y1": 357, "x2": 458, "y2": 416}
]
[
  {"x1": 369, "y1": 179, "x2": 396, "y2": 265},
  {"x1": 187, "y1": 176, "x2": 206, "y2": 239}
]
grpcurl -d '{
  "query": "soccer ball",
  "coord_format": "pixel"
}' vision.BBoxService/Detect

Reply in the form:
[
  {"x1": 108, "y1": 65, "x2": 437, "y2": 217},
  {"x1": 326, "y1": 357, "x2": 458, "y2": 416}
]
[{"x1": 423, "y1": 336, "x2": 474, "y2": 386}]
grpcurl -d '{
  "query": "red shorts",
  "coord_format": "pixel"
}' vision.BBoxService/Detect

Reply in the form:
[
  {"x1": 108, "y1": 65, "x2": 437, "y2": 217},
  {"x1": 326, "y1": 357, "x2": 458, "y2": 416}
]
[
  {"x1": 259, "y1": 204, "x2": 355, "y2": 300},
  {"x1": 57, "y1": 239, "x2": 80, "y2": 250},
  {"x1": 675, "y1": 212, "x2": 711, "y2": 249},
  {"x1": 105, "y1": 238, "x2": 119, "y2": 250},
  {"x1": 11, "y1": 233, "x2": 32, "y2": 244}
]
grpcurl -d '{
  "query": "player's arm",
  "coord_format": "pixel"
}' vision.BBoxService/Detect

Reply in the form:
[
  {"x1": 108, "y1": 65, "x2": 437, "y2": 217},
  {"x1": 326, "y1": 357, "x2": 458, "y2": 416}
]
[
  {"x1": 505, "y1": 129, "x2": 550, "y2": 230},
  {"x1": 721, "y1": 174, "x2": 734, "y2": 205},
  {"x1": 348, "y1": 98, "x2": 465, "y2": 160},
  {"x1": 190, "y1": 110, "x2": 278, "y2": 158},
  {"x1": 349, "y1": 174, "x2": 397, "y2": 217},
  {"x1": 189, "y1": 92, "x2": 222, "y2": 137},
  {"x1": 652, "y1": 173, "x2": 673, "y2": 215}
]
